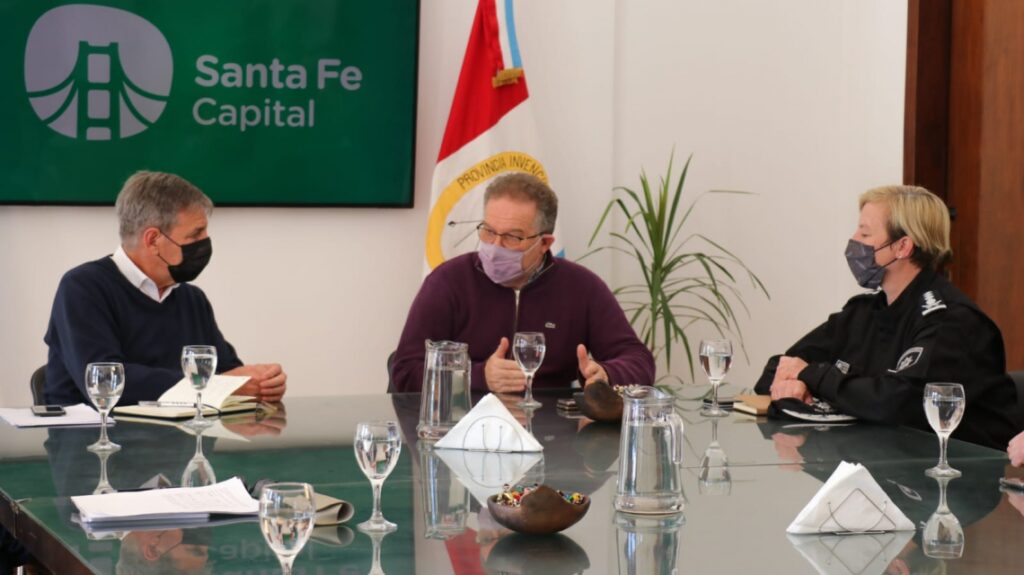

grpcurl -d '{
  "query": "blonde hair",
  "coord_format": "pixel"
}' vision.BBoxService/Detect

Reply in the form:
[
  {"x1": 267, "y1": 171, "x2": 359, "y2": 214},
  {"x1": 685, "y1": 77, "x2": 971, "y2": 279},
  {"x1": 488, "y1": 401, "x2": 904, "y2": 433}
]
[{"x1": 859, "y1": 185, "x2": 952, "y2": 270}]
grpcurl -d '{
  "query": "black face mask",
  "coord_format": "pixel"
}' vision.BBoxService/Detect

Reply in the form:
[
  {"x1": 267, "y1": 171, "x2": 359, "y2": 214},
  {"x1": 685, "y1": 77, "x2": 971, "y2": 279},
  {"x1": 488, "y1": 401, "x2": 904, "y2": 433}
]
[
  {"x1": 844, "y1": 239, "x2": 896, "y2": 289},
  {"x1": 159, "y1": 234, "x2": 212, "y2": 283}
]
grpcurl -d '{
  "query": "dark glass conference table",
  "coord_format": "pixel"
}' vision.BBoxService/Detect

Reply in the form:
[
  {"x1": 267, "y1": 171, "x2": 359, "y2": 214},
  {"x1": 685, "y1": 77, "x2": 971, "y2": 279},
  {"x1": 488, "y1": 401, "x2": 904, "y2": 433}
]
[{"x1": 0, "y1": 390, "x2": 1021, "y2": 574}]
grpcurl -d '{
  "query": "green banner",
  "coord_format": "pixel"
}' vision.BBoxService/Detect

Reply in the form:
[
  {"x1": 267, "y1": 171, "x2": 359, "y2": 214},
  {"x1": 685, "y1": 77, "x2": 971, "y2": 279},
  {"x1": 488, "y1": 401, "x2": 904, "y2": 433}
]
[{"x1": 1, "y1": 0, "x2": 418, "y2": 205}]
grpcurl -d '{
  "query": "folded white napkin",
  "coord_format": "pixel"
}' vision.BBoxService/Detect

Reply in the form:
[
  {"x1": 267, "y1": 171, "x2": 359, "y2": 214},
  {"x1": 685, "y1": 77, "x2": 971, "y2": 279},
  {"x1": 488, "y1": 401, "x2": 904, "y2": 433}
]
[
  {"x1": 787, "y1": 461, "x2": 914, "y2": 534},
  {"x1": 787, "y1": 531, "x2": 914, "y2": 575},
  {"x1": 434, "y1": 449, "x2": 543, "y2": 506},
  {"x1": 434, "y1": 393, "x2": 543, "y2": 452}
]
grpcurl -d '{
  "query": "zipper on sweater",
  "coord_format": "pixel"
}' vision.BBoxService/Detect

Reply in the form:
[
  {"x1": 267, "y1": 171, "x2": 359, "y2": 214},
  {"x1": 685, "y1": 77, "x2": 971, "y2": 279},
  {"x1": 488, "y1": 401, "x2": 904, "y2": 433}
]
[{"x1": 512, "y1": 289, "x2": 521, "y2": 337}]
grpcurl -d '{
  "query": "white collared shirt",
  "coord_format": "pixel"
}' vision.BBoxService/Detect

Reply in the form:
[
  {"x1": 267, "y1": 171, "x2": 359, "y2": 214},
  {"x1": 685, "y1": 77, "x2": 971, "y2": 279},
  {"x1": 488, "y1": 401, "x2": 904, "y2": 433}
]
[{"x1": 110, "y1": 246, "x2": 179, "y2": 303}]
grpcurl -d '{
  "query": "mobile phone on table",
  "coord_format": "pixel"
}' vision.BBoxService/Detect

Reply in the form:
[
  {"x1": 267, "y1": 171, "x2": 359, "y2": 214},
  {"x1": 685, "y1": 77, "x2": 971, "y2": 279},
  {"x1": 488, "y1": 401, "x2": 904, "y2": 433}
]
[
  {"x1": 702, "y1": 396, "x2": 735, "y2": 408},
  {"x1": 999, "y1": 477, "x2": 1024, "y2": 492},
  {"x1": 31, "y1": 405, "x2": 66, "y2": 417}
]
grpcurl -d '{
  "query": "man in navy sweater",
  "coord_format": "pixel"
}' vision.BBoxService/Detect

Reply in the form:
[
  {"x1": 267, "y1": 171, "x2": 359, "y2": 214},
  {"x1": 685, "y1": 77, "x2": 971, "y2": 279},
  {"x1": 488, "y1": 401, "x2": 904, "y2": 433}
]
[
  {"x1": 43, "y1": 171, "x2": 287, "y2": 406},
  {"x1": 393, "y1": 173, "x2": 654, "y2": 393}
]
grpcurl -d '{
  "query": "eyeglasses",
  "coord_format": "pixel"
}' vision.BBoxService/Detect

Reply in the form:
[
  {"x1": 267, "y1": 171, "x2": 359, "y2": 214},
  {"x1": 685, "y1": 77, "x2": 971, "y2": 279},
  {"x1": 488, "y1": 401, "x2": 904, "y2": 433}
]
[{"x1": 476, "y1": 223, "x2": 544, "y2": 248}]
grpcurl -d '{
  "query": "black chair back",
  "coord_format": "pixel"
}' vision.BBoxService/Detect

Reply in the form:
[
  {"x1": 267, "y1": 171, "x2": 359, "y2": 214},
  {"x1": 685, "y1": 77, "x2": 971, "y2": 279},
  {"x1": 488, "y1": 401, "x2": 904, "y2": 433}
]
[
  {"x1": 386, "y1": 351, "x2": 397, "y2": 393},
  {"x1": 30, "y1": 365, "x2": 47, "y2": 406}
]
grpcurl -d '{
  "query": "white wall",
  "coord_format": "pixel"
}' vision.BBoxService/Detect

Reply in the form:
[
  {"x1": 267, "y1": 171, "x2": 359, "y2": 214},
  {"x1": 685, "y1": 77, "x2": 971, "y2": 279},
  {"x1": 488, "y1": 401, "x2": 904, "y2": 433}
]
[
  {"x1": 611, "y1": 0, "x2": 907, "y2": 388},
  {"x1": 0, "y1": 0, "x2": 905, "y2": 406}
]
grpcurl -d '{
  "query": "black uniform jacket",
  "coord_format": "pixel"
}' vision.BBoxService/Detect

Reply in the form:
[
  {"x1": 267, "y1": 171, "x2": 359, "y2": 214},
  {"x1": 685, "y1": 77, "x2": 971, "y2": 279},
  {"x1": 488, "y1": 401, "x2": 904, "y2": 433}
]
[{"x1": 756, "y1": 269, "x2": 1021, "y2": 448}]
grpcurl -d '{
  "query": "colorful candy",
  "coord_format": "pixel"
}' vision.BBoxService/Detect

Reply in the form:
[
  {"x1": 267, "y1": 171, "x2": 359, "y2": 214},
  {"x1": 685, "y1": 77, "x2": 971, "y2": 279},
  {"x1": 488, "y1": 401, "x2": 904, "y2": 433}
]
[{"x1": 495, "y1": 483, "x2": 587, "y2": 507}]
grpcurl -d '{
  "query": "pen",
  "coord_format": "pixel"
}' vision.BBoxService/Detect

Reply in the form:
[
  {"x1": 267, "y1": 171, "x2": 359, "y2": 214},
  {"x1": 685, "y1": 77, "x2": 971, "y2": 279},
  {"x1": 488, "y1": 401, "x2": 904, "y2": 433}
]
[{"x1": 138, "y1": 401, "x2": 197, "y2": 407}]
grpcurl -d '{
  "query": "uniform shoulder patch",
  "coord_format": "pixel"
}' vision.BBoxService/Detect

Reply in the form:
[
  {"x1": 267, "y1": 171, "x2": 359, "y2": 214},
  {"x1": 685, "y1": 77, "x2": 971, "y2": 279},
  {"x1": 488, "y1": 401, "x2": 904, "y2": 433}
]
[
  {"x1": 921, "y1": 291, "x2": 947, "y2": 316},
  {"x1": 891, "y1": 346, "x2": 924, "y2": 373}
]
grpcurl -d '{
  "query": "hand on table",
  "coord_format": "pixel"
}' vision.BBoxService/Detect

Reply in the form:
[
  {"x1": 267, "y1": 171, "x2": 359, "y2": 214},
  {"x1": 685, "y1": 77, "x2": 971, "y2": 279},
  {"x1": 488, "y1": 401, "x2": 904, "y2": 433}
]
[
  {"x1": 1008, "y1": 431, "x2": 1024, "y2": 467},
  {"x1": 224, "y1": 363, "x2": 287, "y2": 403},
  {"x1": 770, "y1": 378, "x2": 812, "y2": 404},
  {"x1": 485, "y1": 338, "x2": 526, "y2": 393},
  {"x1": 772, "y1": 356, "x2": 808, "y2": 385},
  {"x1": 577, "y1": 344, "x2": 608, "y2": 386}
]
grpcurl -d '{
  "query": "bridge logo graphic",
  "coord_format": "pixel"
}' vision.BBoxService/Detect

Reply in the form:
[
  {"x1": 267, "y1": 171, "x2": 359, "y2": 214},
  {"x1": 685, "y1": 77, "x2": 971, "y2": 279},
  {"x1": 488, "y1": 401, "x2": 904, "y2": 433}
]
[{"x1": 24, "y1": 4, "x2": 173, "y2": 141}]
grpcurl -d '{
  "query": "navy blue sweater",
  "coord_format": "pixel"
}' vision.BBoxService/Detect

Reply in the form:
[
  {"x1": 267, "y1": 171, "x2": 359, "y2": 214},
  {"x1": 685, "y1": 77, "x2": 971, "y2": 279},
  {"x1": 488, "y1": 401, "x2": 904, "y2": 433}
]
[{"x1": 44, "y1": 256, "x2": 243, "y2": 406}]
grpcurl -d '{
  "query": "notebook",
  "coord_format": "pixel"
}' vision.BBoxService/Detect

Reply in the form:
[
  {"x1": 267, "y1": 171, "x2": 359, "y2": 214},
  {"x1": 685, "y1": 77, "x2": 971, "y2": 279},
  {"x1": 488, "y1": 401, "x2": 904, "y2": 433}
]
[{"x1": 113, "y1": 375, "x2": 256, "y2": 419}]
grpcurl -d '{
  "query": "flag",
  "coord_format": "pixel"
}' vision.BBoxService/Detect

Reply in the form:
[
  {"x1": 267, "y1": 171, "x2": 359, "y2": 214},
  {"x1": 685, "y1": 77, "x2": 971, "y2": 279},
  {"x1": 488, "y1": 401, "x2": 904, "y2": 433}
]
[{"x1": 424, "y1": 0, "x2": 562, "y2": 271}]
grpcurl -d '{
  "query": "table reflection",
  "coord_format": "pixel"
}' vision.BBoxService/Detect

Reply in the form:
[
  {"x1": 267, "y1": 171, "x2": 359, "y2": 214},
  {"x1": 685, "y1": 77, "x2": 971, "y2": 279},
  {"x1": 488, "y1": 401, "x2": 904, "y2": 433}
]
[
  {"x1": 365, "y1": 529, "x2": 391, "y2": 575},
  {"x1": 117, "y1": 527, "x2": 211, "y2": 575},
  {"x1": 923, "y1": 477, "x2": 965, "y2": 559},
  {"x1": 614, "y1": 512, "x2": 684, "y2": 575},
  {"x1": 484, "y1": 532, "x2": 590, "y2": 575},
  {"x1": 698, "y1": 419, "x2": 731, "y2": 496},
  {"x1": 181, "y1": 429, "x2": 217, "y2": 488},
  {"x1": 92, "y1": 449, "x2": 116, "y2": 496},
  {"x1": 419, "y1": 443, "x2": 470, "y2": 539}
]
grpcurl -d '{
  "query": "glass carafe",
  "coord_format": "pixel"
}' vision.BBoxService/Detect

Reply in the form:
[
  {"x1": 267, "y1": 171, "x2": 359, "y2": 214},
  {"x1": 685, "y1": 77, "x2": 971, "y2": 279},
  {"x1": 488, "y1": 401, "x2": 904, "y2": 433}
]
[
  {"x1": 614, "y1": 386, "x2": 685, "y2": 514},
  {"x1": 418, "y1": 340, "x2": 472, "y2": 439}
]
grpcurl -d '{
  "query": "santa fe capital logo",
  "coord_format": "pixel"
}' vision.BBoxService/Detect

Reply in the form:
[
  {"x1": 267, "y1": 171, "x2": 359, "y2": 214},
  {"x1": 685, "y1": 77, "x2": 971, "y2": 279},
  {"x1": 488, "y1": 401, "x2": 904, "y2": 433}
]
[{"x1": 24, "y1": 4, "x2": 173, "y2": 141}]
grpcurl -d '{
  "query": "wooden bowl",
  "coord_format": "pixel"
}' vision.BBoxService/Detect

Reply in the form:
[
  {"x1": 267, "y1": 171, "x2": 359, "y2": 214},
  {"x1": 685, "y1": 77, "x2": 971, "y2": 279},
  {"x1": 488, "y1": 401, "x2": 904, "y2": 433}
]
[
  {"x1": 576, "y1": 380, "x2": 624, "y2": 422},
  {"x1": 486, "y1": 485, "x2": 590, "y2": 535}
]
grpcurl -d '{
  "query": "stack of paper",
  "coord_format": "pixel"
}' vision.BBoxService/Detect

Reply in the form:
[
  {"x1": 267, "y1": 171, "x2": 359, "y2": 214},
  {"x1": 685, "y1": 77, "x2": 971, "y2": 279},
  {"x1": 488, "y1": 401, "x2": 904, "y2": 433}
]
[
  {"x1": 0, "y1": 403, "x2": 107, "y2": 428},
  {"x1": 71, "y1": 477, "x2": 258, "y2": 527}
]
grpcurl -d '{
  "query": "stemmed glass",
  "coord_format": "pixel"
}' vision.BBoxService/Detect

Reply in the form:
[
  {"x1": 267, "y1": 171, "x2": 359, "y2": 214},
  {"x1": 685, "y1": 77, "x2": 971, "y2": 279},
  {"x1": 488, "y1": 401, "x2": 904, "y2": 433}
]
[
  {"x1": 513, "y1": 332, "x2": 546, "y2": 408},
  {"x1": 259, "y1": 482, "x2": 316, "y2": 575},
  {"x1": 699, "y1": 339, "x2": 733, "y2": 417},
  {"x1": 923, "y1": 383, "x2": 965, "y2": 478},
  {"x1": 85, "y1": 362, "x2": 125, "y2": 452},
  {"x1": 181, "y1": 345, "x2": 217, "y2": 430},
  {"x1": 181, "y1": 430, "x2": 217, "y2": 487},
  {"x1": 923, "y1": 477, "x2": 965, "y2": 558},
  {"x1": 354, "y1": 421, "x2": 402, "y2": 533}
]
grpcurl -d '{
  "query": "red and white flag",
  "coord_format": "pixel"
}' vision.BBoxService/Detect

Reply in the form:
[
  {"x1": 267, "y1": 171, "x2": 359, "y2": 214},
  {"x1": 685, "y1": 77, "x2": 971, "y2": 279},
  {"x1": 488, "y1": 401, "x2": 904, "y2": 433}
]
[{"x1": 424, "y1": 0, "x2": 562, "y2": 271}]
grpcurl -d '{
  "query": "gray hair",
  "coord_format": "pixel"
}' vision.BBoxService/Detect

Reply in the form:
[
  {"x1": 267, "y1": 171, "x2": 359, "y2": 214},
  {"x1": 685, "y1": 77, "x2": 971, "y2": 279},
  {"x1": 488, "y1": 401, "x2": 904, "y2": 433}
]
[
  {"x1": 483, "y1": 172, "x2": 558, "y2": 234},
  {"x1": 115, "y1": 171, "x2": 213, "y2": 247}
]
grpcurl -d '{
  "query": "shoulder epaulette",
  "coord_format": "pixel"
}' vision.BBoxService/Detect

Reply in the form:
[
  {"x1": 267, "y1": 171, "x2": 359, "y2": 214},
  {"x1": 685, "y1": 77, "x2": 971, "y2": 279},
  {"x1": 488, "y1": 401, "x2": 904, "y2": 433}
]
[{"x1": 921, "y1": 290, "x2": 947, "y2": 316}]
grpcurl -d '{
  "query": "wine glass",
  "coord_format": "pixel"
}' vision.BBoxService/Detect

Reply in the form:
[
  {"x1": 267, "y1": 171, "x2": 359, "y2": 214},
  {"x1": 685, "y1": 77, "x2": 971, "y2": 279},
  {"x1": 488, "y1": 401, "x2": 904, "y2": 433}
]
[
  {"x1": 354, "y1": 421, "x2": 402, "y2": 533},
  {"x1": 181, "y1": 345, "x2": 217, "y2": 430},
  {"x1": 923, "y1": 383, "x2": 965, "y2": 478},
  {"x1": 513, "y1": 332, "x2": 546, "y2": 408},
  {"x1": 699, "y1": 339, "x2": 733, "y2": 417},
  {"x1": 923, "y1": 477, "x2": 965, "y2": 558},
  {"x1": 181, "y1": 430, "x2": 217, "y2": 487},
  {"x1": 85, "y1": 362, "x2": 125, "y2": 452},
  {"x1": 259, "y1": 482, "x2": 316, "y2": 575}
]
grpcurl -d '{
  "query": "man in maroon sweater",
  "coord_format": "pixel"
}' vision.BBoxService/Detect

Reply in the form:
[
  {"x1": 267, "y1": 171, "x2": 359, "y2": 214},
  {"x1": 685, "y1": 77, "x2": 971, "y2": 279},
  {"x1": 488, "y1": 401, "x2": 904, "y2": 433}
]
[{"x1": 393, "y1": 173, "x2": 655, "y2": 393}]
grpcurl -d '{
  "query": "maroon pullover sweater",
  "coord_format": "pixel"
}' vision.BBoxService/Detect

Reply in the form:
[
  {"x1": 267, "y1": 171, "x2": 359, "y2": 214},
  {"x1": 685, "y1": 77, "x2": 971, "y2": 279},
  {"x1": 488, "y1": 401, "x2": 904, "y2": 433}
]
[{"x1": 393, "y1": 253, "x2": 655, "y2": 392}]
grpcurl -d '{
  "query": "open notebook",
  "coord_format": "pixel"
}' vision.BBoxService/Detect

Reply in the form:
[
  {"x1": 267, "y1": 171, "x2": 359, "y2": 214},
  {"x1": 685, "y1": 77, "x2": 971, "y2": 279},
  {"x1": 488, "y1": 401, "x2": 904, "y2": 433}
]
[{"x1": 113, "y1": 375, "x2": 256, "y2": 419}]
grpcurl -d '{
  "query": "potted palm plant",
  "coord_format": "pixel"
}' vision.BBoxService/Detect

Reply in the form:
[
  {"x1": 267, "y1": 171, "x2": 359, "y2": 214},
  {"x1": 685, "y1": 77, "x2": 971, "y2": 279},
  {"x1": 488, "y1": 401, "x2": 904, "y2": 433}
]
[{"x1": 583, "y1": 153, "x2": 768, "y2": 382}]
